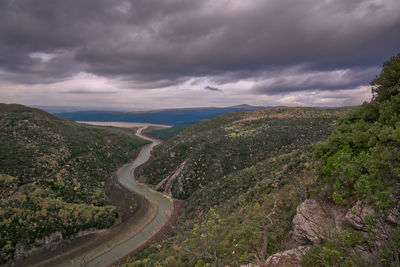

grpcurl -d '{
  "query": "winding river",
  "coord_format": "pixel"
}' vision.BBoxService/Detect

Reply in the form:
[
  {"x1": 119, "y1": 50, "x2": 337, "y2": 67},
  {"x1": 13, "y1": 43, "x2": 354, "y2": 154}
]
[{"x1": 83, "y1": 123, "x2": 173, "y2": 266}]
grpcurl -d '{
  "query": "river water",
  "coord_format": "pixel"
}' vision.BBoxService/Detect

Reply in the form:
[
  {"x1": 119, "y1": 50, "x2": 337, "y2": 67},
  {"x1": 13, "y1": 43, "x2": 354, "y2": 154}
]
[{"x1": 80, "y1": 124, "x2": 173, "y2": 267}]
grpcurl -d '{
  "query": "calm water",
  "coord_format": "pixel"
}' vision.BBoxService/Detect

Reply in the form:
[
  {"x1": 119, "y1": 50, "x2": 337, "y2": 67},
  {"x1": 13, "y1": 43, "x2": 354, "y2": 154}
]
[{"x1": 82, "y1": 125, "x2": 172, "y2": 267}]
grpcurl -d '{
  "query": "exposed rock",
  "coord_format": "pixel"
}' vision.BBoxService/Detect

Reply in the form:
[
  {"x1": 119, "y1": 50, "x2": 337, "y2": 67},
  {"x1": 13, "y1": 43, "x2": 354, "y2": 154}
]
[
  {"x1": 155, "y1": 161, "x2": 186, "y2": 197},
  {"x1": 14, "y1": 243, "x2": 27, "y2": 259},
  {"x1": 387, "y1": 206, "x2": 400, "y2": 226},
  {"x1": 265, "y1": 246, "x2": 311, "y2": 267},
  {"x1": 345, "y1": 201, "x2": 400, "y2": 230},
  {"x1": 268, "y1": 199, "x2": 399, "y2": 266},
  {"x1": 34, "y1": 231, "x2": 63, "y2": 246},
  {"x1": 344, "y1": 202, "x2": 375, "y2": 230},
  {"x1": 349, "y1": 244, "x2": 375, "y2": 264},
  {"x1": 292, "y1": 199, "x2": 346, "y2": 245}
]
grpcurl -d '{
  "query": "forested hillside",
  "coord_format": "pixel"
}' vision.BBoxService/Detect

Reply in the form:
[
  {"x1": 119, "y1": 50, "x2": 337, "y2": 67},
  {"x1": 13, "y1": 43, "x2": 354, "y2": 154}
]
[
  {"x1": 0, "y1": 104, "x2": 147, "y2": 263},
  {"x1": 129, "y1": 106, "x2": 351, "y2": 266},
  {"x1": 139, "y1": 107, "x2": 351, "y2": 200},
  {"x1": 307, "y1": 53, "x2": 400, "y2": 266}
]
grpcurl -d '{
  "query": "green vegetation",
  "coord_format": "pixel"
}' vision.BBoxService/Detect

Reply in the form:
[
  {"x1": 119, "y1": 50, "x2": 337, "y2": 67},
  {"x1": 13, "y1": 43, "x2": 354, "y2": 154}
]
[
  {"x1": 125, "y1": 106, "x2": 349, "y2": 266},
  {"x1": 312, "y1": 53, "x2": 400, "y2": 265},
  {"x1": 0, "y1": 104, "x2": 147, "y2": 263},
  {"x1": 140, "y1": 107, "x2": 350, "y2": 200},
  {"x1": 315, "y1": 54, "x2": 400, "y2": 210},
  {"x1": 127, "y1": 151, "x2": 319, "y2": 266}
]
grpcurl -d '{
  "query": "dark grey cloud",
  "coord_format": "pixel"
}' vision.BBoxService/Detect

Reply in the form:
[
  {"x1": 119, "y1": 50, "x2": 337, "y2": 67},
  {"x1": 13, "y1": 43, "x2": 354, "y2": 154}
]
[
  {"x1": 253, "y1": 67, "x2": 379, "y2": 95},
  {"x1": 204, "y1": 86, "x2": 223, "y2": 92},
  {"x1": 0, "y1": 0, "x2": 399, "y2": 92}
]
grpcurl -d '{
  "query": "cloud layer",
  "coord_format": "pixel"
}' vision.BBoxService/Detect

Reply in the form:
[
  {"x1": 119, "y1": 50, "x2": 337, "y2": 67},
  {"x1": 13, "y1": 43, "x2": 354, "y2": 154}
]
[{"x1": 0, "y1": 0, "x2": 399, "y2": 108}]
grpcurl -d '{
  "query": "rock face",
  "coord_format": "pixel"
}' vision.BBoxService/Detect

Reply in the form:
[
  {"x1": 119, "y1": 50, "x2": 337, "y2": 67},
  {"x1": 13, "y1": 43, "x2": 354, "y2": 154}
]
[
  {"x1": 344, "y1": 202, "x2": 375, "y2": 230},
  {"x1": 292, "y1": 199, "x2": 346, "y2": 245},
  {"x1": 345, "y1": 201, "x2": 400, "y2": 230},
  {"x1": 155, "y1": 161, "x2": 186, "y2": 197},
  {"x1": 243, "y1": 199, "x2": 400, "y2": 267},
  {"x1": 265, "y1": 246, "x2": 311, "y2": 267}
]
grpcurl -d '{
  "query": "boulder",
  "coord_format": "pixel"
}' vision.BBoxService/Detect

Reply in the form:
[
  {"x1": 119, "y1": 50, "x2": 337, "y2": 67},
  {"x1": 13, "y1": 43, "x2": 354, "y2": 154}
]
[
  {"x1": 387, "y1": 206, "x2": 400, "y2": 226},
  {"x1": 292, "y1": 199, "x2": 346, "y2": 245},
  {"x1": 344, "y1": 202, "x2": 375, "y2": 230},
  {"x1": 265, "y1": 246, "x2": 310, "y2": 267}
]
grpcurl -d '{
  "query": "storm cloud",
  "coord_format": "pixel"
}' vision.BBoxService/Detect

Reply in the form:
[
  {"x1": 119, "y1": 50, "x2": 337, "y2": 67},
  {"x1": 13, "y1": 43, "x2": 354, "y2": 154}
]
[{"x1": 0, "y1": 0, "x2": 399, "y2": 108}]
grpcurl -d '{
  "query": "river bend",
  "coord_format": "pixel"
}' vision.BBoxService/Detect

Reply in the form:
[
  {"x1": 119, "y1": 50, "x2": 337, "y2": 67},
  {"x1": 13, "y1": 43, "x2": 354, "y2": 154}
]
[{"x1": 88, "y1": 126, "x2": 172, "y2": 266}]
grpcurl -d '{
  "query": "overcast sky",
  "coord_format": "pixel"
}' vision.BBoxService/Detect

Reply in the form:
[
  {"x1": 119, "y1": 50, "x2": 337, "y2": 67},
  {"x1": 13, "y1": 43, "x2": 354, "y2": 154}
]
[{"x1": 0, "y1": 0, "x2": 399, "y2": 110}]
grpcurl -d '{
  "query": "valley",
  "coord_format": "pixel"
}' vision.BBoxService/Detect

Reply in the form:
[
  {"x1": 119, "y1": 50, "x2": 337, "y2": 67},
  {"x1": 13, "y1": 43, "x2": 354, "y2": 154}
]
[
  {"x1": 1, "y1": 55, "x2": 400, "y2": 267},
  {"x1": 1, "y1": 2, "x2": 400, "y2": 266}
]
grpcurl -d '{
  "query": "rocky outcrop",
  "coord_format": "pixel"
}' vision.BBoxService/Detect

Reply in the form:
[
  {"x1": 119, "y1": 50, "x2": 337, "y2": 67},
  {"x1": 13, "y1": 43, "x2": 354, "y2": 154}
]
[
  {"x1": 387, "y1": 207, "x2": 400, "y2": 225},
  {"x1": 265, "y1": 246, "x2": 311, "y2": 267},
  {"x1": 292, "y1": 199, "x2": 346, "y2": 245},
  {"x1": 240, "y1": 247, "x2": 310, "y2": 267},
  {"x1": 155, "y1": 161, "x2": 186, "y2": 197},
  {"x1": 345, "y1": 201, "x2": 400, "y2": 230},
  {"x1": 344, "y1": 201, "x2": 375, "y2": 230},
  {"x1": 242, "y1": 198, "x2": 399, "y2": 267},
  {"x1": 34, "y1": 231, "x2": 63, "y2": 246}
]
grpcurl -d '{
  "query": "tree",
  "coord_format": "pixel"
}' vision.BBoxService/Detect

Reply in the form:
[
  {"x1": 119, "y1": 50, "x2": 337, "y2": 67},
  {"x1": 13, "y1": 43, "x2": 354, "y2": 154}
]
[
  {"x1": 183, "y1": 208, "x2": 224, "y2": 266},
  {"x1": 371, "y1": 53, "x2": 400, "y2": 102},
  {"x1": 315, "y1": 52, "x2": 400, "y2": 265},
  {"x1": 245, "y1": 186, "x2": 278, "y2": 266}
]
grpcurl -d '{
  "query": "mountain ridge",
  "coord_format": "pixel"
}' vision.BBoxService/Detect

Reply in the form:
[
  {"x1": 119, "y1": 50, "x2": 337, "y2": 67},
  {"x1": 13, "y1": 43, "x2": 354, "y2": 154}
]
[{"x1": 54, "y1": 105, "x2": 276, "y2": 126}]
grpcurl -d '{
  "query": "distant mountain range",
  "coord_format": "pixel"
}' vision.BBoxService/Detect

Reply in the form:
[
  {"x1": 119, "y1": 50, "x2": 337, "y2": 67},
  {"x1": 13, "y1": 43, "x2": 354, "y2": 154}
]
[{"x1": 54, "y1": 104, "x2": 274, "y2": 125}]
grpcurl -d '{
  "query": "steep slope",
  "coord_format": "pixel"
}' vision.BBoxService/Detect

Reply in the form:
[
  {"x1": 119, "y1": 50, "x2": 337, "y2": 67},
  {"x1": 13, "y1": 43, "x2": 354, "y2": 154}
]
[{"x1": 0, "y1": 104, "x2": 148, "y2": 263}]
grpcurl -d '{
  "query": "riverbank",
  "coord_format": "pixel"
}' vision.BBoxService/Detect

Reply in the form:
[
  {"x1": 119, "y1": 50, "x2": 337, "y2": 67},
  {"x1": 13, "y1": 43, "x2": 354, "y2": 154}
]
[
  {"x1": 88, "y1": 126, "x2": 172, "y2": 266},
  {"x1": 14, "y1": 124, "x2": 175, "y2": 266}
]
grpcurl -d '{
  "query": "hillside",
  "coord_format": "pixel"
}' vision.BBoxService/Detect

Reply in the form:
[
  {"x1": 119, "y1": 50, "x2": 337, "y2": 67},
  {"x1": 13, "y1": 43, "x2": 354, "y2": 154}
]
[
  {"x1": 125, "y1": 106, "x2": 352, "y2": 266},
  {"x1": 0, "y1": 104, "x2": 148, "y2": 263},
  {"x1": 139, "y1": 107, "x2": 352, "y2": 200},
  {"x1": 54, "y1": 105, "x2": 271, "y2": 126}
]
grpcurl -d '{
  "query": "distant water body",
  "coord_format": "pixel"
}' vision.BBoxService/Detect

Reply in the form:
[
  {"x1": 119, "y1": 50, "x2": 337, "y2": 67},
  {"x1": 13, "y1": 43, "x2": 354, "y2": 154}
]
[{"x1": 77, "y1": 121, "x2": 171, "y2": 128}]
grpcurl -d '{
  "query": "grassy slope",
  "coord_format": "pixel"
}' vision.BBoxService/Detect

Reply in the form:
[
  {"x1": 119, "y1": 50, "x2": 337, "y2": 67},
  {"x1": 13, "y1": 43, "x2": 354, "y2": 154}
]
[
  {"x1": 127, "y1": 107, "x2": 352, "y2": 266},
  {"x1": 0, "y1": 104, "x2": 148, "y2": 263}
]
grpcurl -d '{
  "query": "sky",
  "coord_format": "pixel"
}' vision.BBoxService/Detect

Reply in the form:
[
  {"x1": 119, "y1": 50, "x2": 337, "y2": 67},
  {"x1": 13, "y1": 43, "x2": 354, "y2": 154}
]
[{"x1": 0, "y1": 0, "x2": 399, "y2": 110}]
